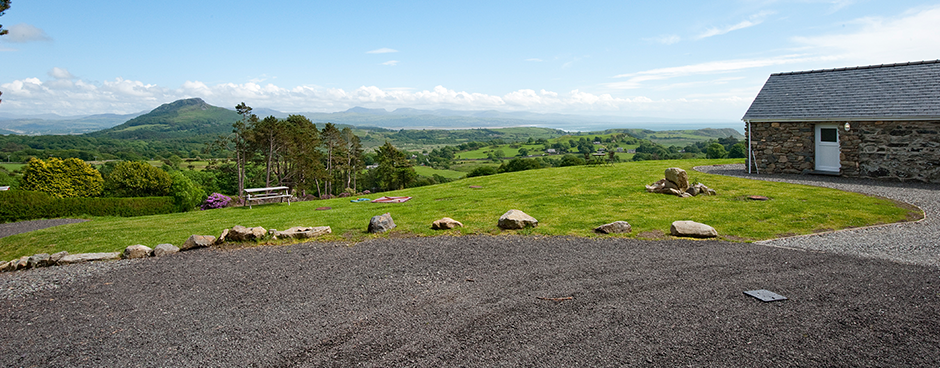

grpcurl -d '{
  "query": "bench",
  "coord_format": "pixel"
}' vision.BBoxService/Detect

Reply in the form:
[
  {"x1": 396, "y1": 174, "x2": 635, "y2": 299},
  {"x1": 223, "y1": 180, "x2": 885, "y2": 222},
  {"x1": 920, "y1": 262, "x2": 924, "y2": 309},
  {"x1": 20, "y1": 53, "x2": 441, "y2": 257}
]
[{"x1": 244, "y1": 186, "x2": 292, "y2": 209}]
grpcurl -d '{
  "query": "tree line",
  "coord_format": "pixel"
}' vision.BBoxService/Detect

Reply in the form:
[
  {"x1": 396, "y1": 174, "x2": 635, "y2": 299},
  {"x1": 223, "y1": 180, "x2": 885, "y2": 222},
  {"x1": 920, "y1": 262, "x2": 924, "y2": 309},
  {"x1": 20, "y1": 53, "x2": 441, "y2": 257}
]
[{"x1": 205, "y1": 103, "x2": 415, "y2": 203}]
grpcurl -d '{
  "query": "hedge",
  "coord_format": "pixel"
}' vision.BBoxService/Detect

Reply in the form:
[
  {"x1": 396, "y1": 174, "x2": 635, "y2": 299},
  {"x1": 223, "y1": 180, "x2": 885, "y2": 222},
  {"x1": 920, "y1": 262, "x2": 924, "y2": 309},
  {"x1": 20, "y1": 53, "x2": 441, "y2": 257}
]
[{"x1": 0, "y1": 190, "x2": 176, "y2": 223}]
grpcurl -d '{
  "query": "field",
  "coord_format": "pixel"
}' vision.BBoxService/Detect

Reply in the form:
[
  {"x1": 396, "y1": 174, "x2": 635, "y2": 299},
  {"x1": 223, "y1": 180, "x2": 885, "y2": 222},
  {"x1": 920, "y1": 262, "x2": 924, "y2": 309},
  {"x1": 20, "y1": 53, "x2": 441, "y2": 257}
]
[{"x1": 0, "y1": 159, "x2": 918, "y2": 260}]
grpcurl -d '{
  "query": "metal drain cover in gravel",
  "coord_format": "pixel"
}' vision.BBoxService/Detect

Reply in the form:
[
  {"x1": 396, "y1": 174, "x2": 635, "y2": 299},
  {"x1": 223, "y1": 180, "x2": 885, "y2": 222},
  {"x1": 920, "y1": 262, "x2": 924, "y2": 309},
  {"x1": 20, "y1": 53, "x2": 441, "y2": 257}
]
[{"x1": 744, "y1": 289, "x2": 787, "y2": 302}]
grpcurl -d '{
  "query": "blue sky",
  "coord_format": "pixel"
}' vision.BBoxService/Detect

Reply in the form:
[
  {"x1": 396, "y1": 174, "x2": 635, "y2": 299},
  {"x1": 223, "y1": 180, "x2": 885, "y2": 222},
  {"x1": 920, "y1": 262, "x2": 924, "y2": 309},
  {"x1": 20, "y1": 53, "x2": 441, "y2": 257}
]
[{"x1": 1, "y1": 0, "x2": 939, "y2": 121}]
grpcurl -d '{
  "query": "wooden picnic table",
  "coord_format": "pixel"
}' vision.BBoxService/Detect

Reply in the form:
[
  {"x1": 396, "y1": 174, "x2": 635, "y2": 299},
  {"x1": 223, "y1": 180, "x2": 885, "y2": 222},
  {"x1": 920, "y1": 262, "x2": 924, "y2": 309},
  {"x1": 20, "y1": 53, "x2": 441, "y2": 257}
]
[{"x1": 244, "y1": 186, "x2": 291, "y2": 209}]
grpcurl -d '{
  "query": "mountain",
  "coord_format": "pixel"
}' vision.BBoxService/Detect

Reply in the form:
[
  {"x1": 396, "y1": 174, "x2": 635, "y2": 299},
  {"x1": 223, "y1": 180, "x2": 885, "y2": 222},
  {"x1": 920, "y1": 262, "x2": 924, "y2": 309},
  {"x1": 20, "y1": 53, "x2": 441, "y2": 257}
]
[
  {"x1": 88, "y1": 98, "x2": 241, "y2": 140},
  {"x1": 291, "y1": 106, "x2": 743, "y2": 133}
]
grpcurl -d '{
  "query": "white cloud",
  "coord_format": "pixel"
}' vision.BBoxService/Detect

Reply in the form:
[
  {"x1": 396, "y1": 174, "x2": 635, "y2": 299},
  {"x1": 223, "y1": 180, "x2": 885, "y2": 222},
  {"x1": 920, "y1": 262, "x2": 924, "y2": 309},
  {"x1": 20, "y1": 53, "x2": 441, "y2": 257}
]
[
  {"x1": 367, "y1": 47, "x2": 398, "y2": 54},
  {"x1": 644, "y1": 34, "x2": 681, "y2": 45},
  {"x1": 4, "y1": 23, "x2": 52, "y2": 43},
  {"x1": 792, "y1": 5, "x2": 940, "y2": 64},
  {"x1": 48, "y1": 67, "x2": 75, "y2": 80},
  {"x1": 0, "y1": 75, "x2": 749, "y2": 119},
  {"x1": 695, "y1": 11, "x2": 775, "y2": 39},
  {"x1": 609, "y1": 54, "x2": 816, "y2": 89},
  {"x1": 381, "y1": 60, "x2": 399, "y2": 66}
]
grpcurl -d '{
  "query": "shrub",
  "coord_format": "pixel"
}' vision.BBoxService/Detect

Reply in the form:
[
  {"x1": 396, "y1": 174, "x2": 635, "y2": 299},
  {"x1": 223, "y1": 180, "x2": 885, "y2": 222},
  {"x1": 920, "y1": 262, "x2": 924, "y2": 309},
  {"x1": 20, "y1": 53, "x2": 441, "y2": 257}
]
[
  {"x1": 201, "y1": 193, "x2": 232, "y2": 210},
  {"x1": 706, "y1": 143, "x2": 728, "y2": 159},
  {"x1": 0, "y1": 190, "x2": 175, "y2": 223},
  {"x1": 169, "y1": 171, "x2": 206, "y2": 212},
  {"x1": 19, "y1": 157, "x2": 104, "y2": 198},
  {"x1": 467, "y1": 166, "x2": 498, "y2": 178},
  {"x1": 105, "y1": 161, "x2": 172, "y2": 197}
]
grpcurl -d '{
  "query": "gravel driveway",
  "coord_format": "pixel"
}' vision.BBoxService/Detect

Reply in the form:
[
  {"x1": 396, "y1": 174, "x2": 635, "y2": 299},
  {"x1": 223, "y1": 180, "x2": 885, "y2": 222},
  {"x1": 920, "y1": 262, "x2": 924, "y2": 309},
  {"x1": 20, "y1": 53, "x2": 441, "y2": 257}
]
[
  {"x1": 2, "y1": 236, "x2": 939, "y2": 367},
  {"x1": 695, "y1": 164, "x2": 940, "y2": 268}
]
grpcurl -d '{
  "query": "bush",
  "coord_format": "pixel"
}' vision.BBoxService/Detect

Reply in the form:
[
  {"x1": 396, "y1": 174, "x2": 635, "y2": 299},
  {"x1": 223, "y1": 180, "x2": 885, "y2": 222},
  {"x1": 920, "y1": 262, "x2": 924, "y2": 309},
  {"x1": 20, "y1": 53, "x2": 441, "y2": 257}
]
[
  {"x1": 467, "y1": 166, "x2": 498, "y2": 177},
  {"x1": 105, "y1": 161, "x2": 172, "y2": 197},
  {"x1": 19, "y1": 157, "x2": 104, "y2": 198},
  {"x1": 201, "y1": 193, "x2": 232, "y2": 210},
  {"x1": 706, "y1": 143, "x2": 728, "y2": 159},
  {"x1": 169, "y1": 171, "x2": 206, "y2": 212},
  {"x1": 728, "y1": 142, "x2": 748, "y2": 159},
  {"x1": 0, "y1": 190, "x2": 175, "y2": 223}
]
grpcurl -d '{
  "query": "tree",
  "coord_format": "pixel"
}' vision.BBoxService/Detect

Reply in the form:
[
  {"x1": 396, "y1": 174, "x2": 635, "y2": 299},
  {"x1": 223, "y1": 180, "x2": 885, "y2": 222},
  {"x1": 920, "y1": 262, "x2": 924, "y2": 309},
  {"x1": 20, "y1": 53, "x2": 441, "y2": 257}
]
[
  {"x1": 706, "y1": 143, "x2": 728, "y2": 159},
  {"x1": 374, "y1": 141, "x2": 416, "y2": 191},
  {"x1": 169, "y1": 171, "x2": 205, "y2": 211},
  {"x1": 340, "y1": 127, "x2": 364, "y2": 192},
  {"x1": 282, "y1": 115, "x2": 324, "y2": 197},
  {"x1": 104, "y1": 161, "x2": 172, "y2": 197},
  {"x1": 0, "y1": 1, "x2": 9, "y2": 37},
  {"x1": 319, "y1": 123, "x2": 345, "y2": 195},
  {"x1": 728, "y1": 142, "x2": 748, "y2": 159},
  {"x1": 20, "y1": 157, "x2": 104, "y2": 198},
  {"x1": 252, "y1": 115, "x2": 287, "y2": 187}
]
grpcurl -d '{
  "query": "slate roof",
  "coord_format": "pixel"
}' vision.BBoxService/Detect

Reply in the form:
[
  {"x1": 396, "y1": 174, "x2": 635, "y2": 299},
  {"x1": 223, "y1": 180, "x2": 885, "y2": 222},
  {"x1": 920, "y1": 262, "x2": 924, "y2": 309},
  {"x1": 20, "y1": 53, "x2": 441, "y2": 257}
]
[{"x1": 742, "y1": 60, "x2": 940, "y2": 121}]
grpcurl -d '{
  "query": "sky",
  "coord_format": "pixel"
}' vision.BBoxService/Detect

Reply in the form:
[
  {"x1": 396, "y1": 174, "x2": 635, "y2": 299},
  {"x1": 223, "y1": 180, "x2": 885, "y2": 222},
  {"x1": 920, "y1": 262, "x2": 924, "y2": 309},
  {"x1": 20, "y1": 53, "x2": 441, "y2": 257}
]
[{"x1": 1, "y1": 0, "x2": 939, "y2": 122}]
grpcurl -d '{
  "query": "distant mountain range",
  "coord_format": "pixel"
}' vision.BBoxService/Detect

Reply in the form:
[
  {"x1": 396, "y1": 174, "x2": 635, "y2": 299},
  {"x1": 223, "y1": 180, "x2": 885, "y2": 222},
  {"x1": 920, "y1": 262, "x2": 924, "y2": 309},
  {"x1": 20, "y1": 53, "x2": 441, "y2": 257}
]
[{"x1": 0, "y1": 98, "x2": 744, "y2": 136}]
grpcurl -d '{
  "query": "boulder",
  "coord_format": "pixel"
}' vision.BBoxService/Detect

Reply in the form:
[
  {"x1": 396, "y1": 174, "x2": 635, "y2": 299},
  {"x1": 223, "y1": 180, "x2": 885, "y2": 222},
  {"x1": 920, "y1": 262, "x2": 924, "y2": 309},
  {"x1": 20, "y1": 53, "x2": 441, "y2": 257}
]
[
  {"x1": 0, "y1": 261, "x2": 11, "y2": 272},
  {"x1": 13, "y1": 256, "x2": 29, "y2": 270},
  {"x1": 664, "y1": 167, "x2": 690, "y2": 191},
  {"x1": 498, "y1": 210, "x2": 538, "y2": 230},
  {"x1": 273, "y1": 226, "x2": 332, "y2": 239},
  {"x1": 122, "y1": 245, "x2": 153, "y2": 259},
  {"x1": 594, "y1": 221, "x2": 632, "y2": 234},
  {"x1": 432, "y1": 217, "x2": 463, "y2": 230},
  {"x1": 368, "y1": 213, "x2": 396, "y2": 234},
  {"x1": 50, "y1": 251, "x2": 69, "y2": 263},
  {"x1": 686, "y1": 183, "x2": 716, "y2": 196},
  {"x1": 227, "y1": 226, "x2": 267, "y2": 242},
  {"x1": 181, "y1": 235, "x2": 217, "y2": 251},
  {"x1": 670, "y1": 221, "x2": 718, "y2": 238},
  {"x1": 27, "y1": 253, "x2": 53, "y2": 268},
  {"x1": 56, "y1": 252, "x2": 121, "y2": 265},
  {"x1": 215, "y1": 229, "x2": 230, "y2": 245},
  {"x1": 153, "y1": 243, "x2": 180, "y2": 257}
]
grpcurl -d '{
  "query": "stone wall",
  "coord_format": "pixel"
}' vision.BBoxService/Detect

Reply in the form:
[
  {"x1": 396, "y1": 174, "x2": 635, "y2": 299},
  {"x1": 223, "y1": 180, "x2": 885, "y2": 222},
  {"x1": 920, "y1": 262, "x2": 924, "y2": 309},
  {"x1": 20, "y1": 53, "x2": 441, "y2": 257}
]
[
  {"x1": 746, "y1": 120, "x2": 940, "y2": 183},
  {"x1": 856, "y1": 120, "x2": 940, "y2": 182}
]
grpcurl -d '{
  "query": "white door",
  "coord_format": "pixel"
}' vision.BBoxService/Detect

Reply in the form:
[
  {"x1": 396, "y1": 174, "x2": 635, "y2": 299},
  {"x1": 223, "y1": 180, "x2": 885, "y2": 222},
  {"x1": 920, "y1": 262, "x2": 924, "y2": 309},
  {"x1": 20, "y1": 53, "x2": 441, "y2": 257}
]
[{"x1": 815, "y1": 124, "x2": 841, "y2": 172}]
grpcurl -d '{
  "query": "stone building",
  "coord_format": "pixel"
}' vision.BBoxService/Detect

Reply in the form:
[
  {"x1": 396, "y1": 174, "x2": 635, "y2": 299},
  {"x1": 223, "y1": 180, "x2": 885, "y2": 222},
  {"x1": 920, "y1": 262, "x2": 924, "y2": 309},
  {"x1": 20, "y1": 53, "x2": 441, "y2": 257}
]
[{"x1": 742, "y1": 60, "x2": 940, "y2": 183}]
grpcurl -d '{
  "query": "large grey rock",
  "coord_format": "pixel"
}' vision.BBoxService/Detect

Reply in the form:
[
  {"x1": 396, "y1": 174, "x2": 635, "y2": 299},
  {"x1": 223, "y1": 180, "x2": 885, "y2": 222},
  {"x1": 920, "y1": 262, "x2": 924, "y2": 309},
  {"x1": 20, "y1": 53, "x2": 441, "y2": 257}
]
[
  {"x1": 0, "y1": 261, "x2": 12, "y2": 272},
  {"x1": 368, "y1": 213, "x2": 396, "y2": 234},
  {"x1": 13, "y1": 256, "x2": 29, "y2": 270},
  {"x1": 594, "y1": 221, "x2": 632, "y2": 234},
  {"x1": 56, "y1": 252, "x2": 121, "y2": 265},
  {"x1": 181, "y1": 235, "x2": 217, "y2": 251},
  {"x1": 153, "y1": 243, "x2": 180, "y2": 257},
  {"x1": 27, "y1": 253, "x2": 53, "y2": 268},
  {"x1": 686, "y1": 183, "x2": 717, "y2": 197},
  {"x1": 432, "y1": 217, "x2": 463, "y2": 230},
  {"x1": 664, "y1": 167, "x2": 690, "y2": 192},
  {"x1": 50, "y1": 251, "x2": 69, "y2": 263},
  {"x1": 670, "y1": 221, "x2": 718, "y2": 238},
  {"x1": 215, "y1": 229, "x2": 230, "y2": 245},
  {"x1": 273, "y1": 226, "x2": 332, "y2": 239},
  {"x1": 498, "y1": 210, "x2": 538, "y2": 230},
  {"x1": 122, "y1": 245, "x2": 153, "y2": 259},
  {"x1": 227, "y1": 226, "x2": 267, "y2": 242}
]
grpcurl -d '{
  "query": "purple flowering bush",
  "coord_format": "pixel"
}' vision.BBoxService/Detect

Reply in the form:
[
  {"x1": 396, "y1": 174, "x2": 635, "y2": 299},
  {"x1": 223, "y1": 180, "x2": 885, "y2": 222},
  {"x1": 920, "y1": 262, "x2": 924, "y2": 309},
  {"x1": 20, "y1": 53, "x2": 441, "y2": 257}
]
[{"x1": 201, "y1": 193, "x2": 232, "y2": 210}]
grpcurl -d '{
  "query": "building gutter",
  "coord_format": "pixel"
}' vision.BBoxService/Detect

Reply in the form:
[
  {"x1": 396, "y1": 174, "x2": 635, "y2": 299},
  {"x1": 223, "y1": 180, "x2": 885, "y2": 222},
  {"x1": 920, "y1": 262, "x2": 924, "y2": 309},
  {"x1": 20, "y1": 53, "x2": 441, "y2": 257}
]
[{"x1": 743, "y1": 116, "x2": 940, "y2": 123}]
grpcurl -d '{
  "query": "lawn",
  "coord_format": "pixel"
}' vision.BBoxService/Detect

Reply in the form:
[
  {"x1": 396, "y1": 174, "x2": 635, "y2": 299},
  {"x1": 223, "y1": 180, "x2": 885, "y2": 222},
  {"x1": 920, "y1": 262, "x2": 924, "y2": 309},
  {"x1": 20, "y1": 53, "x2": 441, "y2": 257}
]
[
  {"x1": 0, "y1": 159, "x2": 919, "y2": 260},
  {"x1": 413, "y1": 165, "x2": 465, "y2": 179}
]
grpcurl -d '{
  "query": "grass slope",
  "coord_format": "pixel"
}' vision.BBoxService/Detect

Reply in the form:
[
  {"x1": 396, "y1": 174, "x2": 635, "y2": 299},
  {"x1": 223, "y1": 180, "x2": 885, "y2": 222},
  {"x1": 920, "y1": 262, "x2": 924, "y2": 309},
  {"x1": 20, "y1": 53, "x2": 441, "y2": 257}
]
[{"x1": 0, "y1": 159, "x2": 917, "y2": 260}]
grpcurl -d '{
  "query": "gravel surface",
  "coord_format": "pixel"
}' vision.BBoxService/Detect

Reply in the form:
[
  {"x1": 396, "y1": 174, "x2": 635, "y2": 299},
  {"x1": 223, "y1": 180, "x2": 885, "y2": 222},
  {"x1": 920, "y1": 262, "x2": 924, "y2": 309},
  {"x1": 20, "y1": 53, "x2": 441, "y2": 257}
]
[
  {"x1": 0, "y1": 218, "x2": 88, "y2": 239},
  {"x1": 696, "y1": 164, "x2": 940, "y2": 268},
  {"x1": 2, "y1": 236, "x2": 939, "y2": 367}
]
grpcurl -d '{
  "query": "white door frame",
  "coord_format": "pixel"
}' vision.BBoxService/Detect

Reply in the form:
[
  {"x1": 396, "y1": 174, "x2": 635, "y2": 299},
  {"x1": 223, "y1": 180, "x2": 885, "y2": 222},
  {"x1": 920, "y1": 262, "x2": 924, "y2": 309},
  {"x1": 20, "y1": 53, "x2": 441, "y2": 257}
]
[{"x1": 814, "y1": 124, "x2": 841, "y2": 173}]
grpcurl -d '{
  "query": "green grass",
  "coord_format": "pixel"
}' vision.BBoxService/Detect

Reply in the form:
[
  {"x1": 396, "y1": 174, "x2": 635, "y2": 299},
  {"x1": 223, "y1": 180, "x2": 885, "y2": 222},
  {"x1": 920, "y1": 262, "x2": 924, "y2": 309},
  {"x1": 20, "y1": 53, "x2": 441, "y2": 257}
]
[
  {"x1": 0, "y1": 163, "x2": 25, "y2": 172},
  {"x1": 0, "y1": 159, "x2": 918, "y2": 260},
  {"x1": 413, "y1": 165, "x2": 465, "y2": 179}
]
